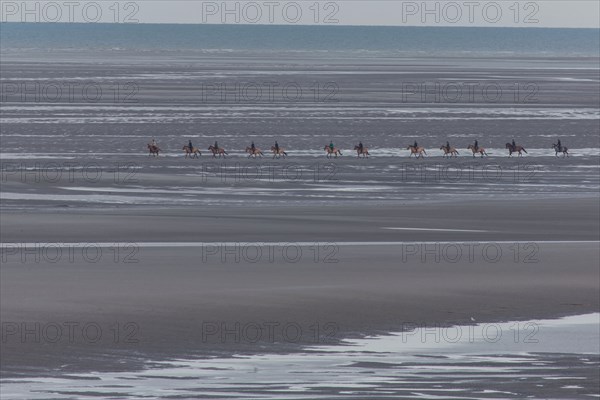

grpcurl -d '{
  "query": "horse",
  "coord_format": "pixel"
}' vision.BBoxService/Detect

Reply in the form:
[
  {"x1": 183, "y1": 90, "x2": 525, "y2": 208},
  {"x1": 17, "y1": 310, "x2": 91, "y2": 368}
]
[
  {"x1": 182, "y1": 145, "x2": 201, "y2": 158},
  {"x1": 324, "y1": 146, "x2": 342, "y2": 158},
  {"x1": 406, "y1": 145, "x2": 426, "y2": 158},
  {"x1": 467, "y1": 144, "x2": 488, "y2": 158},
  {"x1": 208, "y1": 145, "x2": 228, "y2": 158},
  {"x1": 440, "y1": 145, "x2": 459, "y2": 158},
  {"x1": 270, "y1": 146, "x2": 287, "y2": 158},
  {"x1": 147, "y1": 143, "x2": 161, "y2": 157},
  {"x1": 354, "y1": 145, "x2": 370, "y2": 158},
  {"x1": 552, "y1": 143, "x2": 569, "y2": 157},
  {"x1": 245, "y1": 147, "x2": 264, "y2": 158},
  {"x1": 506, "y1": 143, "x2": 528, "y2": 157}
]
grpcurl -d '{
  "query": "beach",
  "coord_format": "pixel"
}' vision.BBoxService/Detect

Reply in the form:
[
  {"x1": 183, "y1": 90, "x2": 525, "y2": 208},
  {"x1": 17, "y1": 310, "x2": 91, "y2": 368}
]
[
  {"x1": 2, "y1": 197, "x2": 599, "y2": 379},
  {"x1": 1, "y1": 23, "x2": 599, "y2": 399}
]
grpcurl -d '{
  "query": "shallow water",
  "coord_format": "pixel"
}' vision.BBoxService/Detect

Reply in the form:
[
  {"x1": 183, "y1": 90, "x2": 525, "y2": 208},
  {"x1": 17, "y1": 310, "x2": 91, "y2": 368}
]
[{"x1": 2, "y1": 314, "x2": 598, "y2": 399}]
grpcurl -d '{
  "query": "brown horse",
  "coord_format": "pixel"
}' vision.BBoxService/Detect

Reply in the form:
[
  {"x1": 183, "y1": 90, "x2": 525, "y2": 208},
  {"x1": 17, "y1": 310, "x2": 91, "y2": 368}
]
[
  {"x1": 406, "y1": 145, "x2": 426, "y2": 158},
  {"x1": 208, "y1": 145, "x2": 228, "y2": 158},
  {"x1": 324, "y1": 146, "x2": 342, "y2": 158},
  {"x1": 271, "y1": 146, "x2": 287, "y2": 158},
  {"x1": 440, "y1": 145, "x2": 459, "y2": 158},
  {"x1": 245, "y1": 147, "x2": 264, "y2": 158},
  {"x1": 147, "y1": 143, "x2": 160, "y2": 157},
  {"x1": 467, "y1": 144, "x2": 488, "y2": 158},
  {"x1": 183, "y1": 145, "x2": 201, "y2": 158},
  {"x1": 354, "y1": 145, "x2": 370, "y2": 158},
  {"x1": 506, "y1": 143, "x2": 528, "y2": 157},
  {"x1": 552, "y1": 143, "x2": 569, "y2": 157}
]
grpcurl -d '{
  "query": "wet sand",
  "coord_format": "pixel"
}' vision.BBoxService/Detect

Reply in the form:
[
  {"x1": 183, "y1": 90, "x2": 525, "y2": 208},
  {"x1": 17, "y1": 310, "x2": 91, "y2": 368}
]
[{"x1": 2, "y1": 197, "x2": 599, "y2": 376}]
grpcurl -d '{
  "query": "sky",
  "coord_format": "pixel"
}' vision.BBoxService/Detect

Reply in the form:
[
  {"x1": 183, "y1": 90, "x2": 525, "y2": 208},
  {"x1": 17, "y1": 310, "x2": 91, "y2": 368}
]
[{"x1": 1, "y1": 0, "x2": 599, "y2": 28}]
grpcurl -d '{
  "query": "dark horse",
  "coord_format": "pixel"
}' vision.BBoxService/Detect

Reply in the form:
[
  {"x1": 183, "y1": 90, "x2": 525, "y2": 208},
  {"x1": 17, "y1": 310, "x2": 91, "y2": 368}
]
[
  {"x1": 552, "y1": 143, "x2": 569, "y2": 157},
  {"x1": 147, "y1": 143, "x2": 161, "y2": 157}
]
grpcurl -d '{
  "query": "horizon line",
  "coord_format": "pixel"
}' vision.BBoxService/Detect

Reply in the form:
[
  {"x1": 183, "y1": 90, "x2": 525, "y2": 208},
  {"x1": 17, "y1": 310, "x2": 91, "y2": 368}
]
[{"x1": 1, "y1": 21, "x2": 599, "y2": 29}]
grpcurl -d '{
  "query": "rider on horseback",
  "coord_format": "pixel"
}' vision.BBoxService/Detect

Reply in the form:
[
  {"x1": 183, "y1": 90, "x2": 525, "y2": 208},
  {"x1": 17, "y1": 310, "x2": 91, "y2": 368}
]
[
  {"x1": 188, "y1": 140, "x2": 193, "y2": 151},
  {"x1": 474, "y1": 140, "x2": 478, "y2": 151},
  {"x1": 358, "y1": 141, "x2": 363, "y2": 152},
  {"x1": 251, "y1": 141, "x2": 256, "y2": 152},
  {"x1": 214, "y1": 141, "x2": 219, "y2": 150},
  {"x1": 512, "y1": 139, "x2": 516, "y2": 150},
  {"x1": 557, "y1": 139, "x2": 562, "y2": 151},
  {"x1": 329, "y1": 141, "x2": 334, "y2": 152},
  {"x1": 413, "y1": 141, "x2": 418, "y2": 149},
  {"x1": 446, "y1": 141, "x2": 450, "y2": 151},
  {"x1": 274, "y1": 141, "x2": 279, "y2": 152}
]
